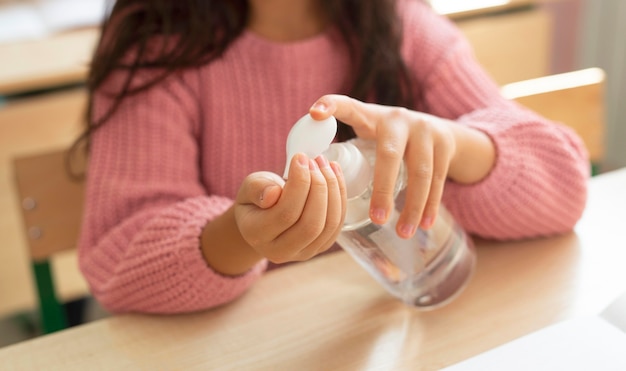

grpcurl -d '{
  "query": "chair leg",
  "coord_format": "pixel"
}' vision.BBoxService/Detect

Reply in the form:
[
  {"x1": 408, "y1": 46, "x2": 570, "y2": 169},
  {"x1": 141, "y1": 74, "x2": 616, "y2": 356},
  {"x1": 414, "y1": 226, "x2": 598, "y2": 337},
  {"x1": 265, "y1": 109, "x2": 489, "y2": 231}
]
[
  {"x1": 32, "y1": 261, "x2": 67, "y2": 333},
  {"x1": 591, "y1": 163, "x2": 600, "y2": 177},
  {"x1": 65, "y1": 297, "x2": 88, "y2": 327}
]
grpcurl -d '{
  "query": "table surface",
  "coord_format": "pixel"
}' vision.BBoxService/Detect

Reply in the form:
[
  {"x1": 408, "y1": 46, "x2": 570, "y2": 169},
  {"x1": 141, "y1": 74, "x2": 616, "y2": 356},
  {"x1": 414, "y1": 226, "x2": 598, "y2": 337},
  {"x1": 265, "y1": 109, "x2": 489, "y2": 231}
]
[
  {"x1": 0, "y1": 0, "x2": 539, "y2": 95},
  {"x1": 0, "y1": 28, "x2": 98, "y2": 96},
  {"x1": 0, "y1": 167, "x2": 624, "y2": 370}
]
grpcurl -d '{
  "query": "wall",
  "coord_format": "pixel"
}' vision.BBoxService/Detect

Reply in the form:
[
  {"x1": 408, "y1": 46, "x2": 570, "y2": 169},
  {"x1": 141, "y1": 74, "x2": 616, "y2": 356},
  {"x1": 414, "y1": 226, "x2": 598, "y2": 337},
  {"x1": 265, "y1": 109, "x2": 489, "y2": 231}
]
[
  {"x1": 541, "y1": 0, "x2": 582, "y2": 74},
  {"x1": 577, "y1": 0, "x2": 626, "y2": 171}
]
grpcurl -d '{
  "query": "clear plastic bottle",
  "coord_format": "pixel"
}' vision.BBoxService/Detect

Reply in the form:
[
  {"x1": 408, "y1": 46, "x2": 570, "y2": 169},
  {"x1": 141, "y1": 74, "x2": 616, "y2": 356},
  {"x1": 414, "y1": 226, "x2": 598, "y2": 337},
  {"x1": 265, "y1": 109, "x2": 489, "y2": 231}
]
[
  {"x1": 284, "y1": 113, "x2": 476, "y2": 309},
  {"x1": 323, "y1": 138, "x2": 476, "y2": 309}
]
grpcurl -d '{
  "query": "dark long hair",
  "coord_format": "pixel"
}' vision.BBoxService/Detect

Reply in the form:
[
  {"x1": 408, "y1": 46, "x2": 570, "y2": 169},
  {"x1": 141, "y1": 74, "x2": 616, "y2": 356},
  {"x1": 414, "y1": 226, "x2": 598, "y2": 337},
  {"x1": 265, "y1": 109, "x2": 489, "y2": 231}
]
[{"x1": 77, "y1": 0, "x2": 415, "y2": 151}]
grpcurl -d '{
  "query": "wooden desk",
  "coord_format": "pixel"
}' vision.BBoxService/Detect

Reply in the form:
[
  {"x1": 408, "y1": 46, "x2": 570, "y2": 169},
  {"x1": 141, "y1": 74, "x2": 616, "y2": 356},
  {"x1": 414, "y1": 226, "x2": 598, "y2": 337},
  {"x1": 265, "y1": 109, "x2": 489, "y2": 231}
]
[
  {"x1": 0, "y1": 28, "x2": 98, "y2": 95},
  {"x1": 0, "y1": 168, "x2": 624, "y2": 370},
  {"x1": 0, "y1": 1, "x2": 546, "y2": 95}
]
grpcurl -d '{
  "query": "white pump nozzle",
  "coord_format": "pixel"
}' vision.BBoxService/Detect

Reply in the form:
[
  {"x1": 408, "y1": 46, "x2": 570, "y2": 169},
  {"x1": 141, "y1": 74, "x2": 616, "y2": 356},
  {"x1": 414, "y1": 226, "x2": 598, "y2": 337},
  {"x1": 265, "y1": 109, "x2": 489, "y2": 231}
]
[
  {"x1": 283, "y1": 114, "x2": 337, "y2": 178},
  {"x1": 323, "y1": 142, "x2": 371, "y2": 199}
]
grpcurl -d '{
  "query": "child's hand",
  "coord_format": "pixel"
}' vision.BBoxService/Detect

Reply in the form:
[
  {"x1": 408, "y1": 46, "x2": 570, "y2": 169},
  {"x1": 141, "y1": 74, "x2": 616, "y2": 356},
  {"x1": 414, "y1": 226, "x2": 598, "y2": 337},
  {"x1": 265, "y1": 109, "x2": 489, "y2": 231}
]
[
  {"x1": 309, "y1": 94, "x2": 495, "y2": 239},
  {"x1": 234, "y1": 154, "x2": 347, "y2": 264}
]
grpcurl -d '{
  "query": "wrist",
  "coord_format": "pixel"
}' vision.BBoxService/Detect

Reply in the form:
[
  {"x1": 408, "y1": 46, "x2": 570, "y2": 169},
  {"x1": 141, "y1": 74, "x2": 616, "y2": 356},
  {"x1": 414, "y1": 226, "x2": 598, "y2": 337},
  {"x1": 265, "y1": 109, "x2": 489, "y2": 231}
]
[
  {"x1": 448, "y1": 123, "x2": 496, "y2": 184},
  {"x1": 200, "y1": 206, "x2": 264, "y2": 276}
]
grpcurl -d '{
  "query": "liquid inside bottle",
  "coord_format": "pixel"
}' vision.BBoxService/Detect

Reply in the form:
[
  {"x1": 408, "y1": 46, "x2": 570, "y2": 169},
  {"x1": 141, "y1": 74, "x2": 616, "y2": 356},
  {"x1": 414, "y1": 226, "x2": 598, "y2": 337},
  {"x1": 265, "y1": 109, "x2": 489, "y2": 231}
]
[{"x1": 325, "y1": 139, "x2": 476, "y2": 309}]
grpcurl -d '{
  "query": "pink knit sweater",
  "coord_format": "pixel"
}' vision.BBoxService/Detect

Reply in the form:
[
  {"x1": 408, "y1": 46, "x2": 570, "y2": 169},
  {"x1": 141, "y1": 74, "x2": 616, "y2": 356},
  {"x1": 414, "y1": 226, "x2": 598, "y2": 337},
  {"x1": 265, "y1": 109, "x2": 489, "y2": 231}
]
[{"x1": 78, "y1": 1, "x2": 589, "y2": 314}]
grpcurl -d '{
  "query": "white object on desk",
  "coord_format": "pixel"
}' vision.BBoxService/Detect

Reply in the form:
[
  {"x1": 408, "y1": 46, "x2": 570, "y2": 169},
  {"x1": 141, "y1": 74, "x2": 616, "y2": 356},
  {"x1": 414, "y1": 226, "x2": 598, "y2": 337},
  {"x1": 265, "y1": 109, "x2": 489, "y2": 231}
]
[
  {"x1": 0, "y1": 0, "x2": 106, "y2": 45},
  {"x1": 443, "y1": 291, "x2": 626, "y2": 370},
  {"x1": 601, "y1": 291, "x2": 626, "y2": 333}
]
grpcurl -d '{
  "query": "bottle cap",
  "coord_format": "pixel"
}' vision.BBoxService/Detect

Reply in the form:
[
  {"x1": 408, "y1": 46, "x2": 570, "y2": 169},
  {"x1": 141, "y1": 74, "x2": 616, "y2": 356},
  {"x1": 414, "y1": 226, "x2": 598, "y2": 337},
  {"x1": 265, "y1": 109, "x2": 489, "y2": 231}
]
[{"x1": 283, "y1": 114, "x2": 337, "y2": 178}]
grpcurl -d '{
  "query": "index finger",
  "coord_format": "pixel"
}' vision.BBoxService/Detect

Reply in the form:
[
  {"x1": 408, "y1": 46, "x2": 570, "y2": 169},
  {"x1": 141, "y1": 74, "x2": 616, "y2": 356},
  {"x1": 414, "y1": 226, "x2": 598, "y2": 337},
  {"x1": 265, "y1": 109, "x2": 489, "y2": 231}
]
[
  {"x1": 309, "y1": 94, "x2": 377, "y2": 138},
  {"x1": 311, "y1": 95, "x2": 412, "y2": 226},
  {"x1": 370, "y1": 116, "x2": 409, "y2": 225}
]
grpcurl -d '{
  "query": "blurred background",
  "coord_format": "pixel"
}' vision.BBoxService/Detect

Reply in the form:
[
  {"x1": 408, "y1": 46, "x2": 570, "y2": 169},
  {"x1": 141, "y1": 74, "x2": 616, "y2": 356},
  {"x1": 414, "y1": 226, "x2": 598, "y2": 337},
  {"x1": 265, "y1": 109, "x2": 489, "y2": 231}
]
[{"x1": 0, "y1": 0, "x2": 624, "y2": 347}]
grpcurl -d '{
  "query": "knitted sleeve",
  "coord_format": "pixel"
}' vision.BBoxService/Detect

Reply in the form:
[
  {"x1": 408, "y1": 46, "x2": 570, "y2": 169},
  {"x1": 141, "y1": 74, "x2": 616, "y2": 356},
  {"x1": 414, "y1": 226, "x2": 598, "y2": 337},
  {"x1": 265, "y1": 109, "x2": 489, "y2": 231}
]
[
  {"x1": 402, "y1": 1, "x2": 589, "y2": 240},
  {"x1": 78, "y1": 70, "x2": 266, "y2": 314}
]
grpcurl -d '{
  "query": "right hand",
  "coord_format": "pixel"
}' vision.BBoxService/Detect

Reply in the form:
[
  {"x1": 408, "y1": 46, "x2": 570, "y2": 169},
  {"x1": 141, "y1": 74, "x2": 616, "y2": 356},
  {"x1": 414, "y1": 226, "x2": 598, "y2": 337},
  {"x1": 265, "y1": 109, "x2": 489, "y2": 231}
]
[{"x1": 234, "y1": 153, "x2": 347, "y2": 264}]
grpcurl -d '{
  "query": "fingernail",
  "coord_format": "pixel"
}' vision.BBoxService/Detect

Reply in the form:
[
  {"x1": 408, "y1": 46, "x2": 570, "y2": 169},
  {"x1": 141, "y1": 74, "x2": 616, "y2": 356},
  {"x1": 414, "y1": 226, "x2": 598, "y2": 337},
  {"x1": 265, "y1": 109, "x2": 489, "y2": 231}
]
[
  {"x1": 297, "y1": 154, "x2": 308, "y2": 167},
  {"x1": 330, "y1": 161, "x2": 343, "y2": 177},
  {"x1": 311, "y1": 101, "x2": 328, "y2": 112},
  {"x1": 316, "y1": 155, "x2": 329, "y2": 168},
  {"x1": 371, "y1": 208, "x2": 387, "y2": 223},
  {"x1": 399, "y1": 224, "x2": 416, "y2": 238},
  {"x1": 420, "y1": 216, "x2": 434, "y2": 229},
  {"x1": 309, "y1": 159, "x2": 319, "y2": 171},
  {"x1": 260, "y1": 185, "x2": 278, "y2": 202}
]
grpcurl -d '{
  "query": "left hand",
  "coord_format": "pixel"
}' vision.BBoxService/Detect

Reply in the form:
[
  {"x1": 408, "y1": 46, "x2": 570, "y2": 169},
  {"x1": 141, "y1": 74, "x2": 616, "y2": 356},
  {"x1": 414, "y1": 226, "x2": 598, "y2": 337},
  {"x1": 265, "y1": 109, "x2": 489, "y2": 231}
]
[{"x1": 309, "y1": 94, "x2": 495, "y2": 239}]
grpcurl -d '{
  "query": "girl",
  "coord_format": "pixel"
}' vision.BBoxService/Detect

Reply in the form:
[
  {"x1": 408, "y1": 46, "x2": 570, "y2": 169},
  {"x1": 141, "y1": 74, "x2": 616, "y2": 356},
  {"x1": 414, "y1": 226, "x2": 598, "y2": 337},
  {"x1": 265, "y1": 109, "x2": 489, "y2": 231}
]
[{"x1": 78, "y1": 0, "x2": 589, "y2": 313}]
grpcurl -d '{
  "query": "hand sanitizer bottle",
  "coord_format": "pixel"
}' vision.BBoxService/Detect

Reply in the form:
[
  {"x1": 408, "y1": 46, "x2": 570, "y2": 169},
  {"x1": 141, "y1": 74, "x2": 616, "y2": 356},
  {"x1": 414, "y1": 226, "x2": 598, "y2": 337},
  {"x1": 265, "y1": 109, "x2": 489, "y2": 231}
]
[{"x1": 285, "y1": 114, "x2": 476, "y2": 309}]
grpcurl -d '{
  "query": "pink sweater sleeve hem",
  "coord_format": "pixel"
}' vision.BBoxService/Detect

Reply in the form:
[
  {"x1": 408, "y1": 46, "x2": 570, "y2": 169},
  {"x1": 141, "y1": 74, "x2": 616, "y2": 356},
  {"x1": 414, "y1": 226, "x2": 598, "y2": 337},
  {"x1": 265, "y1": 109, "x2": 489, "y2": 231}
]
[
  {"x1": 80, "y1": 196, "x2": 268, "y2": 314},
  {"x1": 442, "y1": 106, "x2": 589, "y2": 240}
]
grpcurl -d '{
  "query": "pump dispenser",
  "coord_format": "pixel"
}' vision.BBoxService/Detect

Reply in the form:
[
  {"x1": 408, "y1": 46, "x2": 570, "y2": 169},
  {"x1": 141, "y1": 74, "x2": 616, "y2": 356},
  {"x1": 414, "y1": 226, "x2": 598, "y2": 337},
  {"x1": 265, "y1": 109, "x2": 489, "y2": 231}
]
[
  {"x1": 283, "y1": 114, "x2": 337, "y2": 178},
  {"x1": 284, "y1": 113, "x2": 476, "y2": 309}
]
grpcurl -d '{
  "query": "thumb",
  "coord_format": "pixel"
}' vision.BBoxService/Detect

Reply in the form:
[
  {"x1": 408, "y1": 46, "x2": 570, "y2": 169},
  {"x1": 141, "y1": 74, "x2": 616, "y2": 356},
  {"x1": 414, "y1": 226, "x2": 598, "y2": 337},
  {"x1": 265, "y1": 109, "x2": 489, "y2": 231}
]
[{"x1": 236, "y1": 171, "x2": 285, "y2": 209}]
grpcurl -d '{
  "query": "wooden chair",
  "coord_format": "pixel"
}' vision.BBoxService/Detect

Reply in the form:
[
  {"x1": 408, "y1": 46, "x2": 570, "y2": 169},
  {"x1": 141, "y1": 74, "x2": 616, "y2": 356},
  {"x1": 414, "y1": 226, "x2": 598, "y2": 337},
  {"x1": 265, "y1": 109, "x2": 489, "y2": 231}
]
[
  {"x1": 456, "y1": 3, "x2": 551, "y2": 85},
  {"x1": 0, "y1": 88, "x2": 87, "y2": 321},
  {"x1": 502, "y1": 68, "x2": 606, "y2": 174},
  {"x1": 13, "y1": 148, "x2": 86, "y2": 333}
]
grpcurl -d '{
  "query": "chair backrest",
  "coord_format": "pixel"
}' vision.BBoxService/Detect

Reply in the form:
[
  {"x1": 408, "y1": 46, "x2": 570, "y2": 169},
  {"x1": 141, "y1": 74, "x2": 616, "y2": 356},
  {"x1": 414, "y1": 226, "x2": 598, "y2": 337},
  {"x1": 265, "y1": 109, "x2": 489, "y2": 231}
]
[
  {"x1": 502, "y1": 68, "x2": 606, "y2": 167},
  {"x1": 0, "y1": 88, "x2": 86, "y2": 320},
  {"x1": 13, "y1": 147, "x2": 86, "y2": 333},
  {"x1": 457, "y1": 5, "x2": 551, "y2": 85},
  {"x1": 13, "y1": 148, "x2": 86, "y2": 262}
]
